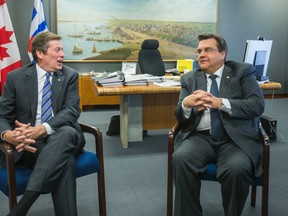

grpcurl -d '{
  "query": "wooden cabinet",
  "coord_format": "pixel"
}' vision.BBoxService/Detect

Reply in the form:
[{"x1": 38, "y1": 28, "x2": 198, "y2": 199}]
[{"x1": 78, "y1": 73, "x2": 120, "y2": 110}]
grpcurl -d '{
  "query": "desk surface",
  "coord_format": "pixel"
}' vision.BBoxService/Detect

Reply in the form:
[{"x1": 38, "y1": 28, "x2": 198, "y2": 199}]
[
  {"x1": 94, "y1": 81, "x2": 281, "y2": 96},
  {"x1": 259, "y1": 82, "x2": 281, "y2": 90},
  {"x1": 94, "y1": 83, "x2": 180, "y2": 96}
]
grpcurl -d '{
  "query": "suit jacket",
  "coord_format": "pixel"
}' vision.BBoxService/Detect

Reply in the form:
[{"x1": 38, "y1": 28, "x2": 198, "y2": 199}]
[
  {"x1": 0, "y1": 63, "x2": 83, "y2": 166},
  {"x1": 174, "y1": 61, "x2": 265, "y2": 177}
]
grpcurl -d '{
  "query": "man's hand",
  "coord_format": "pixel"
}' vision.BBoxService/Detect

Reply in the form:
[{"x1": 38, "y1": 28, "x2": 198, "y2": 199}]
[
  {"x1": 2, "y1": 121, "x2": 37, "y2": 153},
  {"x1": 183, "y1": 90, "x2": 209, "y2": 110},
  {"x1": 16, "y1": 121, "x2": 47, "y2": 140},
  {"x1": 184, "y1": 90, "x2": 222, "y2": 111}
]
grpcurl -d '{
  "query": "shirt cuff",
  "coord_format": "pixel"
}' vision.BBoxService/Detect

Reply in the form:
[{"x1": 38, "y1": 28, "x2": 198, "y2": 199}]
[
  {"x1": 42, "y1": 123, "x2": 54, "y2": 135},
  {"x1": 219, "y1": 98, "x2": 233, "y2": 115},
  {"x1": 182, "y1": 99, "x2": 192, "y2": 119},
  {"x1": 0, "y1": 131, "x2": 8, "y2": 142}
]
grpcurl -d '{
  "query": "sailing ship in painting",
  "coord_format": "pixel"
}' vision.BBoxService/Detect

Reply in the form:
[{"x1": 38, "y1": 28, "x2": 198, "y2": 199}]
[
  {"x1": 87, "y1": 26, "x2": 101, "y2": 35},
  {"x1": 68, "y1": 25, "x2": 84, "y2": 38},
  {"x1": 92, "y1": 43, "x2": 97, "y2": 53},
  {"x1": 72, "y1": 43, "x2": 83, "y2": 54}
]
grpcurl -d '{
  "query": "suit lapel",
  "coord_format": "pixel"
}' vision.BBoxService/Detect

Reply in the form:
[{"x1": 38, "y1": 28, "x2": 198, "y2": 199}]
[
  {"x1": 24, "y1": 65, "x2": 38, "y2": 123},
  {"x1": 219, "y1": 65, "x2": 232, "y2": 97},
  {"x1": 195, "y1": 70, "x2": 207, "y2": 91}
]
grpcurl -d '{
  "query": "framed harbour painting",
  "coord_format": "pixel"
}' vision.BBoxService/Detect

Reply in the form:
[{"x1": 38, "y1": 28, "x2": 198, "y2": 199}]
[{"x1": 56, "y1": 0, "x2": 217, "y2": 62}]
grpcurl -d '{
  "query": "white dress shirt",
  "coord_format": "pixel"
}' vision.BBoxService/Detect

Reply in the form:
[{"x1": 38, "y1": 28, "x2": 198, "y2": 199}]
[
  {"x1": 36, "y1": 64, "x2": 54, "y2": 135},
  {"x1": 181, "y1": 65, "x2": 231, "y2": 131}
]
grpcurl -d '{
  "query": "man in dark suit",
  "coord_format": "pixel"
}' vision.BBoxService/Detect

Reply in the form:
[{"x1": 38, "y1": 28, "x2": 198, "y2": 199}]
[
  {"x1": 173, "y1": 33, "x2": 265, "y2": 216},
  {"x1": 0, "y1": 31, "x2": 85, "y2": 216}
]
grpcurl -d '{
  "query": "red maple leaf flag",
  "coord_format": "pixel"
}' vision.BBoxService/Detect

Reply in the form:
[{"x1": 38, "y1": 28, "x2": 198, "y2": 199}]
[{"x1": 0, "y1": 0, "x2": 22, "y2": 94}]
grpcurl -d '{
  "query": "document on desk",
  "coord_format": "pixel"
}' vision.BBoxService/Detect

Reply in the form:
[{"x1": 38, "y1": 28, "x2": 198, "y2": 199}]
[
  {"x1": 153, "y1": 80, "x2": 180, "y2": 87},
  {"x1": 93, "y1": 71, "x2": 125, "y2": 86},
  {"x1": 124, "y1": 74, "x2": 153, "y2": 86},
  {"x1": 257, "y1": 80, "x2": 270, "y2": 84}
]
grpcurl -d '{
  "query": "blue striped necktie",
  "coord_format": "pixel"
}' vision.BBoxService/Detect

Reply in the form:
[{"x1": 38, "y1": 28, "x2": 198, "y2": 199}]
[
  {"x1": 41, "y1": 73, "x2": 53, "y2": 123},
  {"x1": 209, "y1": 74, "x2": 225, "y2": 141}
]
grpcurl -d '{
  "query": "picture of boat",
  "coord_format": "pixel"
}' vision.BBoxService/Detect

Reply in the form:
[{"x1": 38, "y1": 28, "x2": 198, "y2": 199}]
[
  {"x1": 68, "y1": 25, "x2": 84, "y2": 38},
  {"x1": 72, "y1": 43, "x2": 83, "y2": 54},
  {"x1": 92, "y1": 43, "x2": 97, "y2": 53}
]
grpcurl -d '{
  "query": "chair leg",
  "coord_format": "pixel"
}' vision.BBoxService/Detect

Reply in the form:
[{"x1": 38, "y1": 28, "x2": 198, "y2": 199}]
[
  {"x1": 167, "y1": 133, "x2": 174, "y2": 216},
  {"x1": 261, "y1": 182, "x2": 269, "y2": 216},
  {"x1": 250, "y1": 185, "x2": 256, "y2": 207},
  {"x1": 97, "y1": 169, "x2": 107, "y2": 216},
  {"x1": 6, "y1": 162, "x2": 18, "y2": 210},
  {"x1": 167, "y1": 165, "x2": 173, "y2": 216}
]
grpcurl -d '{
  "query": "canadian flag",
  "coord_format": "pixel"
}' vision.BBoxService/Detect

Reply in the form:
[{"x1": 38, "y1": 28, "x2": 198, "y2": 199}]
[{"x1": 0, "y1": 0, "x2": 22, "y2": 94}]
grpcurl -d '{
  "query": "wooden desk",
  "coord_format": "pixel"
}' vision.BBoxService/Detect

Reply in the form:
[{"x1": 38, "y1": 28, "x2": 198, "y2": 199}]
[
  {"x1": 259, "y1": 81, "x2": 281, "y2": 90},
  {"x1": 95, "y1": 84, "x2": 180, "y2": 148},
  {"x1": 78, "y1": 73, "x2": 120, "y2": 110},
  {"x1": 94, "y1": 81, "x2": 281, "y2": 148}
]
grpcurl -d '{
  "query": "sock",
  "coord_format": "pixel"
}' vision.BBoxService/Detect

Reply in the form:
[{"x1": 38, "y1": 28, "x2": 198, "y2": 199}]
[{"x1": 8, "y1": 190, "x2": 40, "y2": 216}]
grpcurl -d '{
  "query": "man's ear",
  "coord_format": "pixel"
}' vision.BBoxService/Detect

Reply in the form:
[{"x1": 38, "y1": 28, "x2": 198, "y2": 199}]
[
  {"x1": 36, "y1": 50, "x2": 43, "y2": 60},
  {"x1": 221, "y1": 50, "x2": 226, "y2": 60}
]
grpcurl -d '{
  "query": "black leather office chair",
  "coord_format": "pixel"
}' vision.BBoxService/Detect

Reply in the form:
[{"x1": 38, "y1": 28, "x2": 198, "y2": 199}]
[{"x1": 138, "y1": 39, "x2": 166, "y2": 76}]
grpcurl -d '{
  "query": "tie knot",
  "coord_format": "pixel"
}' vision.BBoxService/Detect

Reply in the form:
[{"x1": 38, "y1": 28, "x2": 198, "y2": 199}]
[
  {"x1": 45, "y1": 73, "x2": 52, "y2": 79},
  {"x1": 209, "y1": 74, "x2": 217, "y2": 81}
]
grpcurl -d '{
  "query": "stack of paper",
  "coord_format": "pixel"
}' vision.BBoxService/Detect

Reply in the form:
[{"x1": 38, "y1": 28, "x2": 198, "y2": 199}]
[
  {"x1": 146, "y1": 76, "x2": 163, "y2": 83},
  {"x1": 153, "y1": 80, "x2": 180, "y2": 87},
  {"x1": 123, "y1": 74, "x2": 153, "y2": 86},
  {"x1": 93, "y1": 71, "x2": 125, "y2": 86}
]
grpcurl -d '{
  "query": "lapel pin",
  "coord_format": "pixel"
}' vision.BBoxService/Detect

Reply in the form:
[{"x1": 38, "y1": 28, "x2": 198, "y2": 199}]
[
  {"x1": 58, "y1": 79, "x2": 61, "y2": 81},
  {"x1": 226, "y1": 76, "x2": 230, "y2": 79}
]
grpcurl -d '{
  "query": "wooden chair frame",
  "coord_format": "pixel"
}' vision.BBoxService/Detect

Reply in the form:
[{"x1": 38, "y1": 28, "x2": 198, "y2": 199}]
[
  {"x1": 0, "y1": 123, "x2": 107, "y2": 216},
  {"x1": 167, "y1": 122, "x2": 270, "y2": 216}
]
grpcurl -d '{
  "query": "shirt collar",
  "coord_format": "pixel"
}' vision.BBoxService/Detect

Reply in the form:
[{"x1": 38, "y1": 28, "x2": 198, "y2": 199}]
[
  {"x1": 204, "y1": 64, "x2": 225, "y2": 79},
  {"x1": 36, "y1": 63, "x2": 54, "y2": 78}
]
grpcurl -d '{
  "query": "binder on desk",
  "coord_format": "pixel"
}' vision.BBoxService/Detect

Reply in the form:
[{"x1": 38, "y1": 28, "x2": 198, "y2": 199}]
[{"x1": 93, "y1": 71, "x2": 125, "y2": 86}]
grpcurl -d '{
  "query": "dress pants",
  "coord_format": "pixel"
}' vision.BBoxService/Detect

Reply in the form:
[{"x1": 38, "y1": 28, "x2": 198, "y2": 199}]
[
  {"x1": 172, "y1": 132, "x2": 253, "y2": 216},
  {"x1": 16, "y1": 126, "x2": 85, "y2": 216}
]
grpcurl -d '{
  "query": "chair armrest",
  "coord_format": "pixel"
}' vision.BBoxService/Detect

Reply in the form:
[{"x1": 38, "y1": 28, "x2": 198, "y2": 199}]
[
  {"x1": 0, "y1": 141, "x2": 18, "y2": 208},
  {"x1": 259, "y1": 124, "x2": 270, "y2": 149},
  {"x1": 259, "y1": 124, "x2": 270, "y2": 188},
  {"x1": 168, "y1": 122, "x2": 181, "y2": 154},
  {"x1": 79, "y1": 123, "x2": 105, "y2": 174},
  {"x1": 79, "y1": 123, "x2": 103, "y2": 152},
  {"x1": 167, "y1": 122, "x2": 181, "y2": 216},
  {"x1": 168, "y1": 122, "x2": 181, "y2": 139},
  {"x1": 0, "y1": 141, "x2": 16, "y2": 168},
  {"x1": 0, "y1": 141, "x2": 14, "y2": 153}
]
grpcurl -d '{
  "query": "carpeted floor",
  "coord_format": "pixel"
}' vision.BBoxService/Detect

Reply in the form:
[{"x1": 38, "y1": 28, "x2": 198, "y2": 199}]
[{"x1": 1, "y1": 98, "x2": 287, "y2": 216}]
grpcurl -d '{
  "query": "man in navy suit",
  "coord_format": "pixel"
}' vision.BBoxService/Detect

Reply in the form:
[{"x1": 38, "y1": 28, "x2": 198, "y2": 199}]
[
  {"x1": 0, "y1": 31, "x2": 85, "y2": 216},
  {"x1": 173, "y1": 33, "x2": 265, "y2": 216}
]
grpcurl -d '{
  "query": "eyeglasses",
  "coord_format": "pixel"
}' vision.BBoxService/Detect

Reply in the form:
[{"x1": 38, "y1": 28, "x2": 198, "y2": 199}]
[{"x1": 196, "y1": 48, "x2": 220, "y2": 56}]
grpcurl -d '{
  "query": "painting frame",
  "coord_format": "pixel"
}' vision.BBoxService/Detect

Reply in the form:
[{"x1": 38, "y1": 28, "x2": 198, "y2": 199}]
[{"x1": 56, "y1": 0, "x2": 218, "y2": 62}]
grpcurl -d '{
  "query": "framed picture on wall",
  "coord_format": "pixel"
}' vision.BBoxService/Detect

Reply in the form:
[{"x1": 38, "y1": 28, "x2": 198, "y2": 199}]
[{"x1": 56, "y1": 0, "x2": 218, "y2": 62}]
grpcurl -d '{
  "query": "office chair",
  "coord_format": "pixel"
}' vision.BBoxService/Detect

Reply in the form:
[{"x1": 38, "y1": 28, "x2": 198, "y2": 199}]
[
  {"x1": 0, "y1": 123, "x2": 107, "y2": 216},
  {"x1": 167, "y1": 122, "x2": 270, "y2": 216},
  {"x1": 138, "y1": 39, "x2": 166, "y2": 76}
]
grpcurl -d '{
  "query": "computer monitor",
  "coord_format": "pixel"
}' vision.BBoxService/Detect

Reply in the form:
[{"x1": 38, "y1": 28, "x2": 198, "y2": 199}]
[{"x1": 243, "y1": 40, "x2": 273, "y2": 81}]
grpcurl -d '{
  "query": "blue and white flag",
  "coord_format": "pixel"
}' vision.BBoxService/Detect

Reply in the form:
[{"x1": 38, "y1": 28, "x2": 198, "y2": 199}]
[{"x1": 28, "y1": 0, "x2": 48, "y2": 61}]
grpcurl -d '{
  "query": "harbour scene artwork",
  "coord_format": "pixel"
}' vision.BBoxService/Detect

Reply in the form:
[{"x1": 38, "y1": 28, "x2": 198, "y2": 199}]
[{"x1": 57, "y1": 0, "x2": 217, "y2": 61}]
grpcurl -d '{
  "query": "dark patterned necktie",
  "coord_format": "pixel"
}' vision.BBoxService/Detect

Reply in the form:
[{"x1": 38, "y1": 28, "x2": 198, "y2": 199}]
[
  {"x1": 209, "y1": 74, "x2": 224, "y2": 141},
  {"x1": 41, "y1": 73, "x2": 52, "y2": 123}
]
